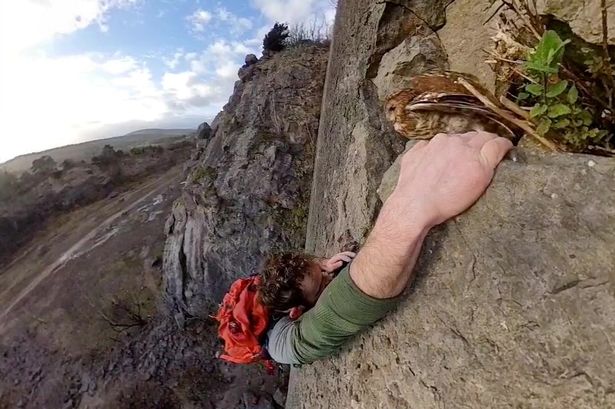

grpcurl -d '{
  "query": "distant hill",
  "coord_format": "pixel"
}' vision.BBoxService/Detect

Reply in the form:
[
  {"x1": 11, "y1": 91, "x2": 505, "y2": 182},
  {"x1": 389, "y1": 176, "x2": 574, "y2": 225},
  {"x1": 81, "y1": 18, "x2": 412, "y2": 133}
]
[{"x1": 0, "y1": 128, "x2": 195, "y2": 174}]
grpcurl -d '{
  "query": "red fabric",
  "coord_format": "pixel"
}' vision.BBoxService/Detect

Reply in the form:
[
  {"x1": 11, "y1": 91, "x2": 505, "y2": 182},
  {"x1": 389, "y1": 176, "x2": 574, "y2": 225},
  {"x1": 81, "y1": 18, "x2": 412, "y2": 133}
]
[{"x1": 214, "y1": 275, "x2": 273, "y2": 370}]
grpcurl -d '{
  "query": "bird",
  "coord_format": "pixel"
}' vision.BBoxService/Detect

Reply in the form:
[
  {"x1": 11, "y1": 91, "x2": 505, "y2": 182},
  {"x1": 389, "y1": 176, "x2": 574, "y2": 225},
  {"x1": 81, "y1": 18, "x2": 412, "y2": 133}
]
[{"x1": 384, "y1": 71, "x2": 519, "y2": 141}]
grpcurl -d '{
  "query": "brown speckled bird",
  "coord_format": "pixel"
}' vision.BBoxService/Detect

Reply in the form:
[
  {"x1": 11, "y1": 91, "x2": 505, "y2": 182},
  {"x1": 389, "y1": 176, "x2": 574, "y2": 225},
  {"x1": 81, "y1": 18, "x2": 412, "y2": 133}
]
[{"x1": 385, "y1": 72, "x2": 519, "y2": 140}]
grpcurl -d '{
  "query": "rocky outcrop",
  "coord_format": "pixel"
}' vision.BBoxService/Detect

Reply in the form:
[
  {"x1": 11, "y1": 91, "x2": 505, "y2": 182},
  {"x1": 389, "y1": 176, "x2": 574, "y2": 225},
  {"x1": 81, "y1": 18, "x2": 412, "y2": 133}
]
[
  {"x1": 162, "y1": 44, "x2": 328, "y2": 320},
  {"x1": 196, "y1": 121, "x2": 212, "y2": 140},
  {"x1": 536, "y1": 0, "x2": 615, "y2": 45},
  {"x1": 288, "y1": 0, "x2": 615, "y2": 407}
]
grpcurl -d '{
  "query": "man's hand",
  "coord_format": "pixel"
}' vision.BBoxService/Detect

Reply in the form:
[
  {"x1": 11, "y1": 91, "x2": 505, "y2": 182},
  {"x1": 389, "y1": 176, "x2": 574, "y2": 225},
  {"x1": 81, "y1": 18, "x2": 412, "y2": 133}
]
[
  {"x1": 351, "y1": 131, "x2": 512, "y2": 298},
  {"x1": 319, "y1": 251, "x2": 356, "y2": 273},
  {"x1": 391, "y1": 131, "x2": 513, "y2": 228}
]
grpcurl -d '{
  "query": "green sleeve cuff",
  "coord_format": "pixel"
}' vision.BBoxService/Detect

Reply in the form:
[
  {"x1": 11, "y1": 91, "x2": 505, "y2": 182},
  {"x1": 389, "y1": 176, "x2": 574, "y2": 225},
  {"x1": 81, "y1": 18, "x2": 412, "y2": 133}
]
[{"x1": 291, "y1": 265, "x2": 401, "y2": 364}]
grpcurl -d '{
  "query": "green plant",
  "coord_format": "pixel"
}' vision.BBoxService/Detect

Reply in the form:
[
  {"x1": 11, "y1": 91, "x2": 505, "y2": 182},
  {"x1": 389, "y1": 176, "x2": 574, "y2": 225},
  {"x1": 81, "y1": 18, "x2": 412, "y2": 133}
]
[
  {"x1": 263, "y1": 23, "x2": 289, "y2": 52},
  {"x1": 517, "y1": 31, "x2": 609, "y2": 149}
]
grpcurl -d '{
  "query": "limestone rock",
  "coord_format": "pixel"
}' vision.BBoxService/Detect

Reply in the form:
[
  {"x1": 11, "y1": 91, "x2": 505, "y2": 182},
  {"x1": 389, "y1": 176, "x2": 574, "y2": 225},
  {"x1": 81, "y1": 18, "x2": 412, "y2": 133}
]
[
  {"x1": 196, "y1": 121, "x2": 212, "y2": 140},
  {"x1": 290, "y1": 148, "x2": 615, "y2": 409},
  {"x1": 437, "y1": 0, "x2": 500, "y2": 92},
  {"x1": 238, "y1": 65, "x2": 256, "y2": 82},
  {"x1": 245, "y1": 54, "x2": 258, "y2": 66},
  {"x1": 373, "y1": 27, "x2": 448, "y2": 101},
  {"x1": 305, "y1": 0, "x2": 451, "y2": 257},
  {"x1": 162, "y1": 44, "x2": 328, "y2": 318},
  {"x1": 288, "y1": 146, "x2": 615, "y2": 408},
  {"x1": 289, "y1": 0, "x2": 615, "y2": 407},
  {"x1": 536, "y1": 0, "x2": 615, "y2": 45}
]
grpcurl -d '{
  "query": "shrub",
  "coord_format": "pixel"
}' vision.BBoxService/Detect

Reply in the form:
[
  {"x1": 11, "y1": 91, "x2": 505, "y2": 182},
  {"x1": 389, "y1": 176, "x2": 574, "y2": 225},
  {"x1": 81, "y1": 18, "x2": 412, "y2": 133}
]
[
  {"x1": 287, "y1": 17, "x2": 331, "y2": 46},
  {"x1": 263, "y1": 23, "x2": 289, "y2": 52},
  {"x1": 92, "y1": 145, "x2": 121, "y2": 167},
  {"x1": 31, "y1": 155, "x2": 57, "y2": 175},
  {"x1": 0, "y1": 171, "x2": 18, "y2": 201},
  {"x1": 516, "y1": 30, "x2": 610, "y2": 150}
]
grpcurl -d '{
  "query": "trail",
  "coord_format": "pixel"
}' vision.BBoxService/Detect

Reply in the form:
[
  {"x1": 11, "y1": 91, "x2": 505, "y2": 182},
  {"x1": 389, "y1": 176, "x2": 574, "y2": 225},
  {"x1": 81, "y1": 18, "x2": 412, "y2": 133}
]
[{"x1": 0, "y1": 169, "x2": 180, "y2": 325}]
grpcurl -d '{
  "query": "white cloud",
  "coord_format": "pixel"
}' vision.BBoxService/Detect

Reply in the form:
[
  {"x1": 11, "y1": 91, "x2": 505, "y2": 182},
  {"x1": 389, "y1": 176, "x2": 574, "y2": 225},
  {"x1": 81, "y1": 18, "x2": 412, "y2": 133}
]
[
  {"x1": 187, "y1": 9, "x2": 213, "y2": 32},
  {"x1": 0, "y1": 52, "x2": 168, "y2": 163},
  {"x1": 163, "y1": 50, "x2": 185, "y2": 70},
  {"x1": 101, "y1": 56, "x2": 139, "y2": 74},
  {"x1": 216, "y1": 62, "x2": 239, "y2": 80},
  {"x1": 0, "y1": 0, "x2": 138, "y2": 55},
  {"x1": 215, "y1": 8, "x2": 253, "y2": 34},
  {"x1": 251, "y1": 0, "x2": 334, "y2": 25}
]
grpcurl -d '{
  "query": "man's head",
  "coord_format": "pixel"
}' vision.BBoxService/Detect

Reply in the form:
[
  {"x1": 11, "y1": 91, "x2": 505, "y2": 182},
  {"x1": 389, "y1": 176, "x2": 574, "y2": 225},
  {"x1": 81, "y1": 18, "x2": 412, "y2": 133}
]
[{"x1": 258, "y1": 252, "x2": 332, "y2": 312}]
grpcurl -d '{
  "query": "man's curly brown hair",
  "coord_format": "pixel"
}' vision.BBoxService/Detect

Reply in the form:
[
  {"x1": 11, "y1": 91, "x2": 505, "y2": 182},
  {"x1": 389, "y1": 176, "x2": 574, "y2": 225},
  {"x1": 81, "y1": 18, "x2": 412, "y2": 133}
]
[{"x1": 258, "y1": 252, "x2": 316, "y2": 311}]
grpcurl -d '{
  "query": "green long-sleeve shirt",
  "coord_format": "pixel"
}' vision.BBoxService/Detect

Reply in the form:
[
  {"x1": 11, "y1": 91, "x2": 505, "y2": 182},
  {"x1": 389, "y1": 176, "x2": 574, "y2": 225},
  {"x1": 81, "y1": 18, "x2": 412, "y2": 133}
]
[{"x1": 265, "y1": 266, "x2": 401, "y2": 364}]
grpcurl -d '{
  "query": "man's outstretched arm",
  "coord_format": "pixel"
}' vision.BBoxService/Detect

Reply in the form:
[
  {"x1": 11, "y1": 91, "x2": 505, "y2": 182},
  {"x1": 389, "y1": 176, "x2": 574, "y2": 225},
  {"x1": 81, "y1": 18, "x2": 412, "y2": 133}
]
[{"x1": 267, "y1": 132, "x2": 512, "y2": 364}]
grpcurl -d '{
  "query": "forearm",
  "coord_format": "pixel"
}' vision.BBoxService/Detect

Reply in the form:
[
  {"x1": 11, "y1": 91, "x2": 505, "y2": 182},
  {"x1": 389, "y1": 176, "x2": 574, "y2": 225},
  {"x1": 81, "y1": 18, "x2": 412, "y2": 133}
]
[
  {"x1": 350, "y1": 191, "x2": 432, "y2": 299},
  {"x1": 267, "y1": 267, "x2": 401, "y2": 364}
]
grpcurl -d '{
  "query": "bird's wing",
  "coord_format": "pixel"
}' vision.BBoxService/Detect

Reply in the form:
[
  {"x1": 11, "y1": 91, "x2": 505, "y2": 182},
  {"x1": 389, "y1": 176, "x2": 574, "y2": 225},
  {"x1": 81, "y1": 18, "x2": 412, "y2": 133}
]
[{"x1": 405, "y1": 92, "x2": 518, "y2": 139}]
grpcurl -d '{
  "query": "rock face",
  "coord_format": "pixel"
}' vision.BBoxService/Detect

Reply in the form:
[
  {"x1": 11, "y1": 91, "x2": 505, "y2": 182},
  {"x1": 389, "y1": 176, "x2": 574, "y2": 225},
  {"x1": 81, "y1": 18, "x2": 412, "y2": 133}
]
[
  {"x1": 536, "y1": 0, "x2": 615, "y2": 45},
  {"x1": 196, "y1": 121, "x2": 212, "y2": 140},
  {"x1": 304, "y1": 0, "x2": 453, "y2": 257},
  {"x1": 163, "y1": 44, "x2": 328, "y2": 319},
  {"x1": 288, "y1": 0, "x2": 615, "y2": 407},
  {"x1": 245, "y1": 53, "x2": 259, "y2": 66}
]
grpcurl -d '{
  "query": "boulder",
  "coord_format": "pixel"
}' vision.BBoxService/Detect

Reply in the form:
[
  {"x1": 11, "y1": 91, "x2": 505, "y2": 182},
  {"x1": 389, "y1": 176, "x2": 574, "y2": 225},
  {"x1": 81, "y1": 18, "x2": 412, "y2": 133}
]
[
  {"x1": 238, "y1": 65, "x2": 256, "y2": 82},
  {"x1": 245, "y1": 53, "x2": 259, "y2": 66},
  {"x1": 196, "y1": 121, "x2": 212, "y2": 140}
]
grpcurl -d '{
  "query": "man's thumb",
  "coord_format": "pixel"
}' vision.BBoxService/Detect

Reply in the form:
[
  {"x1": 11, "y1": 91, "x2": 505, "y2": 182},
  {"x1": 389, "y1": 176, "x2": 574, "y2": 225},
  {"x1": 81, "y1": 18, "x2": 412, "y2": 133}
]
[{"x1": 480, "y1": 137, "x2": 513, "y2": 169}]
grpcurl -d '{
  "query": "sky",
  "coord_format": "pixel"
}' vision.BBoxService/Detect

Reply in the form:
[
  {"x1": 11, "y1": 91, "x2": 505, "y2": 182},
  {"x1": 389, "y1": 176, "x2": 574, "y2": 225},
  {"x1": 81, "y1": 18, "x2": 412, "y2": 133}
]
[{"x1": 0, "y1": 0, "x2": 336, "y2": 163}]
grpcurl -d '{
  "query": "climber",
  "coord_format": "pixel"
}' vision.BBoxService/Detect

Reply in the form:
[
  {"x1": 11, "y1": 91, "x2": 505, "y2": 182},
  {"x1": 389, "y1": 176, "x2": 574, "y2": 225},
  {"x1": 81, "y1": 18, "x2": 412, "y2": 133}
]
[{"x1": 216, "y1": 131, "x2": 512, "y2": 366}]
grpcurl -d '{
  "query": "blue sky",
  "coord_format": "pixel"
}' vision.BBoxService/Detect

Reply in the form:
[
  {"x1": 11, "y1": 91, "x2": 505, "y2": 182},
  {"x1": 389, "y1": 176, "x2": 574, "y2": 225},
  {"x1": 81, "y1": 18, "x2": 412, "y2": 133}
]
[{"x1": 0, "y1": 0, "x2": 335, "y2": 163}]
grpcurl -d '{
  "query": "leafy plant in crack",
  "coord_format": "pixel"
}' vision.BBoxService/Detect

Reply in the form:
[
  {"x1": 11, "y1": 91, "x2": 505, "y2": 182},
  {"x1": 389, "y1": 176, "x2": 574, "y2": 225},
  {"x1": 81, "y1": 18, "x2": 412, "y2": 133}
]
[{"x1": 517, "y1": 30, "x2": 609, "y2": 149}]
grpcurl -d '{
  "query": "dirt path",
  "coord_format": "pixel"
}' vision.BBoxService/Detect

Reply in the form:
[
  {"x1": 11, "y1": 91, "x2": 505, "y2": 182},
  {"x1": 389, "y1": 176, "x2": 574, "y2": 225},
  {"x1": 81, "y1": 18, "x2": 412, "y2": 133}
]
[{"x1": 0, "y1": 167, "x2": 181, "y2": 328}]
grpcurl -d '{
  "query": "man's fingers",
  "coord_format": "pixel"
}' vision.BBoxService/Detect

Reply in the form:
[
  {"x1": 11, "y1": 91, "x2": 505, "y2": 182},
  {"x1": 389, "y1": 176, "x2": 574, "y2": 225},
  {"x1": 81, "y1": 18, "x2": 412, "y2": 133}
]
[
  {"x1": 338, "y1": 251, "x2": 356, "y2": 258},
  {"x1": 458, "y1": 131, "x2": 498, "y2": 148},
  {"x1": 480, "y1": 137, "x2": 513, "y2": 169}
]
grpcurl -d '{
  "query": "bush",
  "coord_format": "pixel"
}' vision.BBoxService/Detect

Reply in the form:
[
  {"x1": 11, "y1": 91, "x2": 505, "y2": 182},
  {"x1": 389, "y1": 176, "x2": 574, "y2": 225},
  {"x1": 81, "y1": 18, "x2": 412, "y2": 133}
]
[
  {"x1": 130, "y1": 145, "x2": 163, "y2": 156},
  {"x1": 263, "y1": 23, "x2": 289, "y2": 53},
  {"x1": 92, "y1": 145, "x2": 122, "y2": 167},
  {"x1": 61, "y1": 159, "x2": 77, "y2": 170},
  {"x1": 31, "y1": 155, "x2": 57, "y2": 175},
  {"x1": 0, "y1": 171, "x2": 18, "y2": 201},
  {"x1": 287, "y1": 18, "x2": 331, "y2": 46}
]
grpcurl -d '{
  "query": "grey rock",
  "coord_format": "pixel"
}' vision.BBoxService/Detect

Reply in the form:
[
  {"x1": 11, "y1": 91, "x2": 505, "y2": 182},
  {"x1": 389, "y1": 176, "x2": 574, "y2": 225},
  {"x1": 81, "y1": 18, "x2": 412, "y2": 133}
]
[
  {"x1": 196, "y1": 121, "x2": 212, "y2": 140},
  {"x1": 245, "y1": 53, "x2": 259, "y2": 66},
  {"x1": 162, "y1": 44, "x2": 328, "y2": 318},
  {"x1": 288, "y1": 0, "x2": 615, "y2": 407},
  {"x1": 374, "y1": 25, "x2": 448, "y2": 101},
  {"x1": 273, "y1": 387, "x2": 286, "y2": 407},
  {"x1": 292, "y1": 148, "x2": 615, "y2": 409},
  {"x1": 536, "y1": 0, "x2": 615, "y2": 45},
  {"x1": 238, "y1": 65, "x2": 256, "y2": 82},
  {"x1": 437, "y1": 0, "x2": 499, "y2": 92}
]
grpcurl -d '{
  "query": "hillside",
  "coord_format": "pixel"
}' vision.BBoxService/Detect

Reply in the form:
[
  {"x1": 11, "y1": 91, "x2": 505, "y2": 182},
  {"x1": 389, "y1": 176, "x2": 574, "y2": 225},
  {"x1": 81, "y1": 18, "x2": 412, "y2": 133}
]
[{"x1": 0, "y1": 128, "x2": 194, "y2": 174}]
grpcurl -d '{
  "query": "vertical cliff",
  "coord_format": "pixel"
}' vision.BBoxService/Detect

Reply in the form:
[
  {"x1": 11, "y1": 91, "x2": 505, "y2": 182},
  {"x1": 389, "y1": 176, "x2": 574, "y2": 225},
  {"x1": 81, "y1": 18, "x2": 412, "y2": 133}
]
[
  {"x1": 162, "y1": 44, "x2": 328, "y2": 320},
  {"x1": 288, "y1": 1, "x2": 615, "y2": 408}
]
